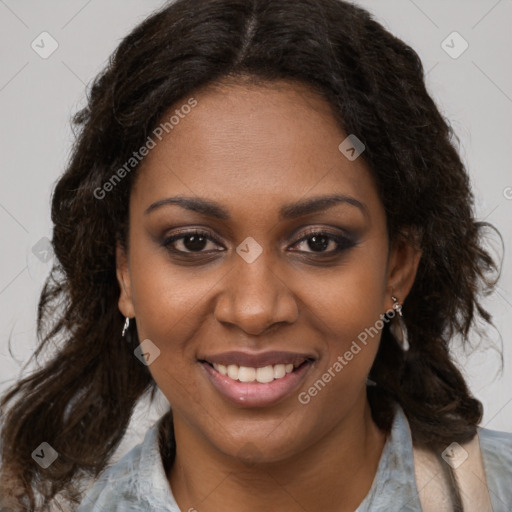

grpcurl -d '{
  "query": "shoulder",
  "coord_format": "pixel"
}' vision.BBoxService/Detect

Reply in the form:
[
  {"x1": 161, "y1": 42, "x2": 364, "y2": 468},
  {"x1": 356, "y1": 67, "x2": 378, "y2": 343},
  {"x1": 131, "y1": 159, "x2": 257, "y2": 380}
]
[
  {"x1": 77, "y1": 442, "x2": 145, "y2": 511},
  {"x1": 479, "y1": 425, "x2": 512, "y2": 468},
  {"x1": 77, "y1": 416, "x2": 179, "y2": 512},
  {"x1": 478, "y1": 426, "x2": 512, "y2": 506}
]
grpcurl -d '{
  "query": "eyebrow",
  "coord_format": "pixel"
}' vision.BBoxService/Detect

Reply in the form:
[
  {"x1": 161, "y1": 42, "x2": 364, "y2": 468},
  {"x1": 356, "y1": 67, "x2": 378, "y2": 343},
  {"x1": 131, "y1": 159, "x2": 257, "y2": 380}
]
[{"x1": 144, "y1": 194, "x2": 367, "y2": 220}]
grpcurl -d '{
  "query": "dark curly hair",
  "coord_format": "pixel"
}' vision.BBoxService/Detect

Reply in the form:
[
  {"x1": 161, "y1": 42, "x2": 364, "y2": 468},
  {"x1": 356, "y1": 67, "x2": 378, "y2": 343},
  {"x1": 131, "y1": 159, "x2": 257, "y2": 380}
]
[{"x1": 0, "y1": 0, "x2": 501, "y2": 510}]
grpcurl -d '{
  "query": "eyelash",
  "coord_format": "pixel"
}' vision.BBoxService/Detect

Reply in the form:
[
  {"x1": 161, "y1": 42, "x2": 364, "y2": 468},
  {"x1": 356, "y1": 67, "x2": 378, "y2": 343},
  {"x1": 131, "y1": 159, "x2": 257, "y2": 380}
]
[{"x1": 162, "y1": 228, "x2": 356, "y2": 257}]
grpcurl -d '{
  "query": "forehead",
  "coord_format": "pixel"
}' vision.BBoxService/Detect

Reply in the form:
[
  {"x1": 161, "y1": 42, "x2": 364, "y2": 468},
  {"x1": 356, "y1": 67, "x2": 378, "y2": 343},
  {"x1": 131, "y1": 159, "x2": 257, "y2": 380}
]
[{"x1": 131, "y1": 80, "x2": 382, "y2": 222}]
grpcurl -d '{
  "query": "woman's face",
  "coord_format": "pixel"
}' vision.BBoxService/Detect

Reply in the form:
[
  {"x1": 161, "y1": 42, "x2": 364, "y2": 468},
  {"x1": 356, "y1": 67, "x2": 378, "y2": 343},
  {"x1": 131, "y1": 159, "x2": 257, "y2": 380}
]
[{"x1": 117, "y1": 80, "x2": 420, "y2": 463}]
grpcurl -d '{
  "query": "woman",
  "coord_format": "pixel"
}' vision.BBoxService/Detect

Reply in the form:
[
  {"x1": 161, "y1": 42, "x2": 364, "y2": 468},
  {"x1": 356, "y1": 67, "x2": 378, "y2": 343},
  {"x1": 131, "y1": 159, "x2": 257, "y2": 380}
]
[{"x1": 1, "y1": 0, "x2": 511, "y2": 510}]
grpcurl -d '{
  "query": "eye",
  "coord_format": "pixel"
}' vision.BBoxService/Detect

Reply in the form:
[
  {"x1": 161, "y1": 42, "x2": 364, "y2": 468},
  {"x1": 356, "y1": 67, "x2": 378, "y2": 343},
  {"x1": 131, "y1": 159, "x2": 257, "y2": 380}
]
[
  {"x1": 291, "y1": 229, "x2": 356, "y2": 255},
  {"x1": 162, "y1": 229, "x2": 224, "y2": 254},
  {"x1": 162, "y1": 228, "x2": 356, "y2": 256}
]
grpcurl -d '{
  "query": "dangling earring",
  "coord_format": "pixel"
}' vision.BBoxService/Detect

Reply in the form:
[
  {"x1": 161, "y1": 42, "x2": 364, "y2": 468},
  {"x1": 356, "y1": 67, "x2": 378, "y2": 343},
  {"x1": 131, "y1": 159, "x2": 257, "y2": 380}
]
[
  {"x1": 390, "y1": 296, "x2": 410, "y2": 352},
  {"x1": 122, "y1": 317, "x2": 130, "y2": 337}
]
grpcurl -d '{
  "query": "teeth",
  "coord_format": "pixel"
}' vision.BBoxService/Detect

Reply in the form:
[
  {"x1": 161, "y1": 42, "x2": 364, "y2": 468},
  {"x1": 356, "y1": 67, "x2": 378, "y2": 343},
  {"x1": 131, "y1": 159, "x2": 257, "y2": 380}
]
[
  {"x1": 274, "y1": 364, "x2": 286, "y2": 379},
  {"x1": 216, "y1": 364, "x2": 227, "y2": 375},
  {"x1": 212, "y1": 362, "x2": 297, "y2": 383},
  {"x1": 256, "y1": 365, "x2": 275, "y2": 383},
  {"x1": 227, "y1": 364, "x2": 238, "y2": 380},
  {"x1": 238, "y1": 367, "x2": 256, "y2": 382}
]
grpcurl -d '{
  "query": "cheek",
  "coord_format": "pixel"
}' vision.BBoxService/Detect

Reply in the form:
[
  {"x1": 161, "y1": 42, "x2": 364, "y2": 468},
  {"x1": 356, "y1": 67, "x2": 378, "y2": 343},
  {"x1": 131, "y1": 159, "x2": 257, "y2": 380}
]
[
  {"x1": 300, "y1": 240, "x2": 388, "y2": 382},
  {"x1": 302, "y1": 238, "x2": 389, "y2": 335},
  {"x1": 128, "y1": 238, "x2": 218, "y2": 341},
  {"x1": 125, "y1": 245, "x2": 225, "y2": 404}
]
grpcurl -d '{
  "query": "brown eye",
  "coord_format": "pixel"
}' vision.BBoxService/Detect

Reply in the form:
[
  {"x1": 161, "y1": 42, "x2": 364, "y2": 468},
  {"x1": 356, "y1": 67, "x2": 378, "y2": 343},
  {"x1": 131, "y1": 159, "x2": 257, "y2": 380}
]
[
  {"x1": 162, "y1": 230, "x2": 223, "y2": 254},
  {"x1": 292, "y1": 230, "x2": 356, "y2": 255}
]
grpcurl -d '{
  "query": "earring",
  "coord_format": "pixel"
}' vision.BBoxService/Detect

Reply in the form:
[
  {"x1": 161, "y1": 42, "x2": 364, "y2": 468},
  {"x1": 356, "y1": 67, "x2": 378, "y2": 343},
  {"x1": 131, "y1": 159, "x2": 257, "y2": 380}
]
[
  {"x1": 122, "y1": 317, "x2": 130, "y2": 337},
  {"x1": 390, "y1": 296, "x2": 410, "y2": 352}
]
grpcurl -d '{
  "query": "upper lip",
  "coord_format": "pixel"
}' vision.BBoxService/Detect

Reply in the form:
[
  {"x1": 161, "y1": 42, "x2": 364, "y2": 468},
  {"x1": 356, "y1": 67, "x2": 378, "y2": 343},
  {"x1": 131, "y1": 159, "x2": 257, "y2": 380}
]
[{"x1": 199, "y1": 351, "x2": 315, "y2": 368}]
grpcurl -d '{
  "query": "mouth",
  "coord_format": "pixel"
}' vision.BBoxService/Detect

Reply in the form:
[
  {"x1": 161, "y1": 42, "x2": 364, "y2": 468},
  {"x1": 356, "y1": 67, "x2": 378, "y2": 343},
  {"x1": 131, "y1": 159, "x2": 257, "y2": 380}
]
[
  {"x1": 198, "y1": 351, "x2": 316, "y2": 408},
  {"x1": 200, "y1": 359, "x2": 313, "y2": 383}
]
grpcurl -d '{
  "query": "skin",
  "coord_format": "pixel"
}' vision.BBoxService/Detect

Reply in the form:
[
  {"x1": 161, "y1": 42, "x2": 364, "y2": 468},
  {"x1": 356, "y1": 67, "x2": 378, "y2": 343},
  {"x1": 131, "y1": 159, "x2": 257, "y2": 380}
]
[{"x1": 116, "y1": 79, "x2": 421, "y2": 512}]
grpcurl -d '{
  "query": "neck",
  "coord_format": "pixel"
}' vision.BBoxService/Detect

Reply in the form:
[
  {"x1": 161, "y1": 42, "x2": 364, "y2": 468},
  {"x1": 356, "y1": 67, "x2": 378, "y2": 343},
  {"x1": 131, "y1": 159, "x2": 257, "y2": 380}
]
[{"x1": 168, "y1": 398, "x2": 387, "y2": 512}]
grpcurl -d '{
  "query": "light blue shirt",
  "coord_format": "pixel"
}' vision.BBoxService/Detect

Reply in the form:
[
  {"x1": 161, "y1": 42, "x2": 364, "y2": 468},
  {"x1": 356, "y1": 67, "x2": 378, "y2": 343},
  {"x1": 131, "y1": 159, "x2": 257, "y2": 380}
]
[{"x1": 77, "y1": 406, "x2": 512, "y2": 511}]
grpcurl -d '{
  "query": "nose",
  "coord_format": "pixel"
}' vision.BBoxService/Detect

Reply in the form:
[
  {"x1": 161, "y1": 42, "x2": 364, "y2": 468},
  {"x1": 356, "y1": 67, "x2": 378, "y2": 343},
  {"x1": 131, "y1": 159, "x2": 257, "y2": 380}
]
[{"x1": 213, "y1": 252, "x2": 299, "y2": 336}]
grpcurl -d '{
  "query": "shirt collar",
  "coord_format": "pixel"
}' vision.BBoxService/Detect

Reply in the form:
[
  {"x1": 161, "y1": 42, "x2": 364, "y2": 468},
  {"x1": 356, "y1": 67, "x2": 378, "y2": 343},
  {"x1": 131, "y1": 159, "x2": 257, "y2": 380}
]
[
  {"x1": 356, "y1": 404, "x2": 421, "y2": 511},
  {"x1": 135, "y1": 413, "x2": 181, "y2": 510},
  {"x1": 80, "y1": 404, "x2": 420, "y2": 511}
]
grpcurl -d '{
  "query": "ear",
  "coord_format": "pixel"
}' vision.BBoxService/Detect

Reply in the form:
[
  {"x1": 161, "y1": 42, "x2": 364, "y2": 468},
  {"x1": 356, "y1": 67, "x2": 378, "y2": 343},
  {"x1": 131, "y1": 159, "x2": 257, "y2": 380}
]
[
  {"x1": 384, "y1": 230, "x2": 422, "y2": 310},
  {"x1": 116, "y1": 242, "x2": 135, "y2": 318}
]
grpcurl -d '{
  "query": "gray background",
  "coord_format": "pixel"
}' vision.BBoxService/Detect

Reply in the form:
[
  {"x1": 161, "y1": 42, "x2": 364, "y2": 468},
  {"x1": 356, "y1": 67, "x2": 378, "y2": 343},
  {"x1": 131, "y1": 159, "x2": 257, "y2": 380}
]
[{"x1": 1, "y1": 0, "x2": 511, "y2": 460}]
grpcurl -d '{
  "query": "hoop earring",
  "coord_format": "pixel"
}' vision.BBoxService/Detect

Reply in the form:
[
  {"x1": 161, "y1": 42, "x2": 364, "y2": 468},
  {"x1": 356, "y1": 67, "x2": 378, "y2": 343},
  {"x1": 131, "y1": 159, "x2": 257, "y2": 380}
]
[
  {"x1": 122, "y1": 317, "x2": 130, "y2": 337},
  {"x1": 390, "y1": 296, "x2": 410, "y2": 352}
]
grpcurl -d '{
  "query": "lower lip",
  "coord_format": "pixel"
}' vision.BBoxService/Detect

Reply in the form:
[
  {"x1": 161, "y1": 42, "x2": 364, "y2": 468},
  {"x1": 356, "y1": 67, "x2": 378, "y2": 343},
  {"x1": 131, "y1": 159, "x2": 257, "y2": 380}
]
[{"x1": 200, "y1": 361, "x2": 313, "y2": 408}]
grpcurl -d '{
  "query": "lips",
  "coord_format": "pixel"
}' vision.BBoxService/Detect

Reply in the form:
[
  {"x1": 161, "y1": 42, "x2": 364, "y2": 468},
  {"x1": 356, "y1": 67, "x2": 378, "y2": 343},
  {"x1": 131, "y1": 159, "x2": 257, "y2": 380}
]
[
  {"x1": 199, "y1": 350, "x2": 314, "y2": 368},
  {"x1": 198, "y1": 350, "x2": 316, "y2": 407}
]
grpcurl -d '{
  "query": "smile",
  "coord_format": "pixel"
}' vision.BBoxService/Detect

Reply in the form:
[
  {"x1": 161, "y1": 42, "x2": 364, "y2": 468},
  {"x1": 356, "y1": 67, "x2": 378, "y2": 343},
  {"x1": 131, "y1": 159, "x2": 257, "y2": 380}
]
[
  {"x1": 211, "y1": 362, "x2": 301, "y2": 383},
  {"x1": 198, "y1": 351, "x2": 315, "y2": 407}
]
